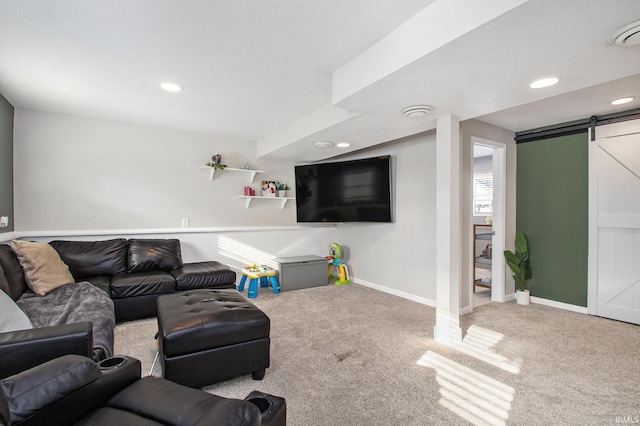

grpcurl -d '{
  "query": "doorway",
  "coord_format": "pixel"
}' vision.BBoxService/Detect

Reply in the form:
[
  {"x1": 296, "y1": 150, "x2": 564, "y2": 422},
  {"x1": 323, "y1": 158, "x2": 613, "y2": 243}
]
[{"x1": 471, "y1": 137, "x2": 506, "y2": 306}]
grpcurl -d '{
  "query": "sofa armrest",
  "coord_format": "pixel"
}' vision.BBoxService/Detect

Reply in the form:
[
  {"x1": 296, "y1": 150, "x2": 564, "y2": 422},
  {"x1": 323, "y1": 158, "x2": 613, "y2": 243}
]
[{"x1": 0, "y1": 322, "x2": 93, "y2": 379}]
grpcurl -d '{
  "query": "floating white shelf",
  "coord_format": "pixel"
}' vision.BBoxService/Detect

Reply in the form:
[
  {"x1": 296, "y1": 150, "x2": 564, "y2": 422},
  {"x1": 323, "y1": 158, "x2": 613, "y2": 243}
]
[
  {"x1": 201, "y1": 166, "x2": 265, "y2": 183},
  {"x1": 237, "y1": 196, "x2": 295, "y2": 209}
]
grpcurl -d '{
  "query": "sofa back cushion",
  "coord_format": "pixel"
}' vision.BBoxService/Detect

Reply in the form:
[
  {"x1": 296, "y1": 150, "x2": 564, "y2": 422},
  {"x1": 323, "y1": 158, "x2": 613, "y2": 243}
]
[
  {"x1": 0, "y1": 245, "x2": 28, "y2": 301},
  {"x1": 0, "y1": 355, "x2": 101, "y2": 424},
  {"x1": 11, "y1": 240, "x2": 75, "y2": 296},
  {"x1": 50, "y1": 239, "x2": 127, "y2": 279},
  {"x1": 127, "y1": 239, "x2": 182, "y2": 273}
]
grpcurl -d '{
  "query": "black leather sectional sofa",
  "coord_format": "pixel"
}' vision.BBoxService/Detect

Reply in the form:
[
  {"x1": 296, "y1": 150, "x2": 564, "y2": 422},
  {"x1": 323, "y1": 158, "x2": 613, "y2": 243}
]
[
  {"x1": 47, "y1": 238, "x2": 237, "y2": 321},
  {"x1": 0, "y1": 238, "x2": 237, "y2": 378}
]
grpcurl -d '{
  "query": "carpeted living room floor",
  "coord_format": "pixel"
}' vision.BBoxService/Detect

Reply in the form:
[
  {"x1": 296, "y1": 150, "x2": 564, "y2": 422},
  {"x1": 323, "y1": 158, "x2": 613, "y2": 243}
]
[{"x1": 114, "y1": 284, "x2": 640, "y2": 426}]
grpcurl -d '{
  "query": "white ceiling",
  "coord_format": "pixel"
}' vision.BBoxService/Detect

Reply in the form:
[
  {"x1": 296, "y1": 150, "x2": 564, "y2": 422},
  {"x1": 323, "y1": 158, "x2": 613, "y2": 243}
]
[{"x1": 1, "y1": 0, "x2": 639, "y2": 162}]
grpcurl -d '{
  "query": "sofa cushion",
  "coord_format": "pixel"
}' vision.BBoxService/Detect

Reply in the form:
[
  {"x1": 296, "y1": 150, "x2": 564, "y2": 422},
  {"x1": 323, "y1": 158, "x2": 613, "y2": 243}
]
[
  {"x1": 50, "y1": 239, "x2": 127, "y2": 279},
  {"x1": 101, "y1": 376, "x2": 261, "y2": 426},
  {"x1": 111, "y1": 271, "x2": 175, "y2": 299},
  {"x1": 81, "y1": 275, "x2": 112, "y2": 296},
  {"x1": 0, "y1": 288, "x2": 33, "y2": 333},
  {"x1": 0, "y1": 355, "x2": 101, "y2": 424},
  {"x1": 127, "y1": 239, "x2": 182, "y2": 273},
  {"x1": 171, "y1": 261, "x2": 237, "y2": 291},
  {"x1": 0, "y1": 245, "x2": 28, "y2": 301},
  {"x1": 11, "y1": 240, "x2": 75, "y2": 296}
]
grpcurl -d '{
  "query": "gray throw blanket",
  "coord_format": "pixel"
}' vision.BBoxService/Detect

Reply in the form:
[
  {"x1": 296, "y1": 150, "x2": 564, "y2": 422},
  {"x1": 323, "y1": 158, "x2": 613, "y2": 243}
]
[{"x1": 17, "y1": 281, "x2": 115, "y2": 359}]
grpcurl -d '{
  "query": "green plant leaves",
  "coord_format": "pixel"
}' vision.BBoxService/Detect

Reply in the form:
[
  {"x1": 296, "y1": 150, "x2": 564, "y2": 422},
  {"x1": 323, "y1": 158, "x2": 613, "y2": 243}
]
[{"x1": 503, "y1": 231, "x2": 531, "y2": 292}]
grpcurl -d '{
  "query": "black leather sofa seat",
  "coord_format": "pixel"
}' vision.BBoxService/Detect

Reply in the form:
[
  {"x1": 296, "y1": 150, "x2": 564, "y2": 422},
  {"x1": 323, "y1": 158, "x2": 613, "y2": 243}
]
[{"x1": 157, "y1": 289, "x2": 271, "y2": 388}]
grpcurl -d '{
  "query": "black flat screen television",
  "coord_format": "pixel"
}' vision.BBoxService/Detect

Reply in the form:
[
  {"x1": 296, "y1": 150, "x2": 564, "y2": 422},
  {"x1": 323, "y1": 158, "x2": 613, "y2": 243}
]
[{"x1": 295, "y1": 155, "x2": 392, "y2": 223}]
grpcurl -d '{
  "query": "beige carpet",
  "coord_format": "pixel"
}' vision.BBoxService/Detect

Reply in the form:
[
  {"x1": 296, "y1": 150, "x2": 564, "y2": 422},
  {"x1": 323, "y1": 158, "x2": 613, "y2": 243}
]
[{"x1": 114, "y1": 284, "x2": 640, "y2": 425}]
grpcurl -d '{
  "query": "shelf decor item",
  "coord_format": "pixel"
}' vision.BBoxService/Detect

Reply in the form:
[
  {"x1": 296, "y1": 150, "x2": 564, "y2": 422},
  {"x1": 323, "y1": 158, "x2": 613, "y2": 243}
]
[
  {"x1": 504, "y1": 231, "x2": 531, "y2": 305},
  {"x1": 262, "y1": 181, "x2": 277, "y2": 197},
  {"x1": 276, "y1": 182, "x2": 290, "y2": 197},
  {"x1": 205, "y1": 153, "x2": 227, "y2": 170}
]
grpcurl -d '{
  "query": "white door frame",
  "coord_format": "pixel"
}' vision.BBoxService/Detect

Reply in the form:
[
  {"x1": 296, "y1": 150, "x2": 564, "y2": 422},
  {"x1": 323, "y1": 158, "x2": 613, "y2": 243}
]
[{"x1": 472, "y1": 137, "x2": 507, "y2": 303}]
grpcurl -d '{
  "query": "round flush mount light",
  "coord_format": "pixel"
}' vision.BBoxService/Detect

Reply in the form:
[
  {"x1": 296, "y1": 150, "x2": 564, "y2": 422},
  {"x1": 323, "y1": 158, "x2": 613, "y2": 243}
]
[
  {"x1": 611, "y1": 97, "x2": 635, "y2": 105},
  {"x1": 161, "y1": 82, "x2": 182, "y2": 92},
  {"x1": 336, "y1": 142, "x2": 350, "y2": 148},
  {"x1": 313, "y1": 141, "x2": 333, "y2": 148},
  {"x1": 529, "y1": 77, "x2": 559, "y2": 89},
  {"x1": 402, "y1": 105, "x2": 433, "y2": 117},
  {"x1": 610, "y1": 19, "x2": 640, "y2": 46}
]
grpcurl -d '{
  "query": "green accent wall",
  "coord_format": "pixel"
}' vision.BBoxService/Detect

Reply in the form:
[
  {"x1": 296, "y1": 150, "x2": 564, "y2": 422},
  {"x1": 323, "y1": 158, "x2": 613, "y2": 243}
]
[{"x1": 516, "y1": 133, "x2": 588, "y2": 306}]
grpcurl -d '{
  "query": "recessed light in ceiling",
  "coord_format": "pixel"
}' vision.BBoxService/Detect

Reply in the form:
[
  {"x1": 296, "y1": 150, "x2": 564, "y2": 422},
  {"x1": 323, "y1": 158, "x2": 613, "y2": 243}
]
[
  {"x1": 313, "y1": 141, "x2": 333, "y2": 148},
  {"x1": 402, "y1": 105, "x2": 433, "y2": 117},
  {"x1": 161, "y1": 82, "x2": 182, "y2": 92},
  {"x1": 611, "y1": 19, "x2": 640, "y2": 46},
  {"x1": 336, "y1": 142, "x2": 350, "y2": 148},
  {"x1": 611, "y1": 97, "x2": 635, "y2": 105},
  {"x1": 529, "y1": 77, "x2": 559, "y2": 89}
]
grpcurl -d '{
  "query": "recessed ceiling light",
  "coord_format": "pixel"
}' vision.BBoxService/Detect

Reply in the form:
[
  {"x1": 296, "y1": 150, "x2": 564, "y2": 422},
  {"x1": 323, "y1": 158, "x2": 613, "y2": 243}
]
[
  {"x1": 336, "y1": 142, "x2": 350, "y2": 148},
  {"x1": 313, "y1": 141, "x2": 333, "y2": 148},
  {"x1": 529, "y1": 77, "x2": 559, "y2": 89},
  {"x1": 611, "y1": 97, "x2": 635, "y2": 105},
  {"x1": 402, "y1": 105, "x2": 433, "y2": 117},
  {"x1": 161, "y1": 82, "x2": 182, "y2": 92}
]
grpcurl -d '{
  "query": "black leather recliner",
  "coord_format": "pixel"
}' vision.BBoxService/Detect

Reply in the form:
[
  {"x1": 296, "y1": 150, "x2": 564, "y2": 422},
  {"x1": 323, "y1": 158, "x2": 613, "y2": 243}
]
[{"x1": 0, "y1": 355, "x2": 286, "y2": 426}]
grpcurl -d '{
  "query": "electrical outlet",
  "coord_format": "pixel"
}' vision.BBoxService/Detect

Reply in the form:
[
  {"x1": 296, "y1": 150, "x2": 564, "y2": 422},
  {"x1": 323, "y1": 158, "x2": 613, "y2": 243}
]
[
  {"x1": 181, "y1": 218, "x2": 189, "y2": 228},
  {"x1": 0, "y1": 216, "x2": 8, "y2": 227}
]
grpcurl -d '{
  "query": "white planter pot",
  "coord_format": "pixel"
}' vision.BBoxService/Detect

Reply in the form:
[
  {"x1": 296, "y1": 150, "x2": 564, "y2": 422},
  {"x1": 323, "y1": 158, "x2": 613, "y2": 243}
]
[
  {"x1": 278, "y1": 190, "x2": 287, "y2": 198},
  {"x1": 516, "y1": 289, "x2": 530, "y2": 305}
]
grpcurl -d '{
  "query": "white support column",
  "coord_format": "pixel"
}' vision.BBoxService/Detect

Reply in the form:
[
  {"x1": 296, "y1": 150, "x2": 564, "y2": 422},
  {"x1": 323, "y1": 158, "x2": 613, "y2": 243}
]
[{"x1": 434, "y1": 115, "x2": 463, "y2": 344}]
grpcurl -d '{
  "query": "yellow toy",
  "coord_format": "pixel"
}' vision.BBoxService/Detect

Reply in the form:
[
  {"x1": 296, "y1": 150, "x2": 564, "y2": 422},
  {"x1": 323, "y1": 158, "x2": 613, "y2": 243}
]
[{"x1": 326, "y1": 242, "x2": 350, "y2": 285}]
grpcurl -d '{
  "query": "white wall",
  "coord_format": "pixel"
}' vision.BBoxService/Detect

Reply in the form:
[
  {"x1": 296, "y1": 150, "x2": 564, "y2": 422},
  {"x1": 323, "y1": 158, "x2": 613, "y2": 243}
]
[
  {"x1": 11, "y1": 109, "x2": 513, "y2": 309},
  {"x1": 13, "y1": 109, "x2": 298, "y2": 231},
  {"x1": 326, "y1": 131, "x2": 438, "y2": 303}
]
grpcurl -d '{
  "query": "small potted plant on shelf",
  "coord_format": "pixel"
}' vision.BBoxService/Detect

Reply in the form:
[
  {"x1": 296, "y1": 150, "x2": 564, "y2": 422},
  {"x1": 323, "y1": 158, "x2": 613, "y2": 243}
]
[
  {"x1": 205, "y1": 154, "x2": 227, "y2": 170},
  {"x1": 276, "y1": 182, "x2": 290, "y2": 198},
  {"x1": 503, "y1": 231, "x2": 531, "y2": 305}
]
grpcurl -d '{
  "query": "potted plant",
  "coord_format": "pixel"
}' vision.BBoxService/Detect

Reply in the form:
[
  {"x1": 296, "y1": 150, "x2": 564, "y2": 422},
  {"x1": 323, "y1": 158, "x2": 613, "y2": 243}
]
[
  {"x1": 276, "y1": 182, "x2": 290, "y2": 198},
  {"x1": 503, "y1": 231, "x2": 531, "y2": 305},
  {"x1": 205, "y1": 154, "x2": 226, "y2": 170}
]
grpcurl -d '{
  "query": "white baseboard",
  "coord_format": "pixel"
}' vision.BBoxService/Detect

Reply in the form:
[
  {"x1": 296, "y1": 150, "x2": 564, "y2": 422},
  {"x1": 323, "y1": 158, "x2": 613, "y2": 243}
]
[
  {"x1": 529, "y1": 296, "x2": 588, "y2": 314},
  {"x1": 352, "y1": 277, "x2": 436, "y2": 308}
]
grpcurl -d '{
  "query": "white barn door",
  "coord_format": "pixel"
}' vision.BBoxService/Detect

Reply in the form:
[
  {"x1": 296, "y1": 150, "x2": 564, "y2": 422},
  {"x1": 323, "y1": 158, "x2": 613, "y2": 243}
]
[{"x1": 589, "y1": 120, "x2": 640, "y2": 325}]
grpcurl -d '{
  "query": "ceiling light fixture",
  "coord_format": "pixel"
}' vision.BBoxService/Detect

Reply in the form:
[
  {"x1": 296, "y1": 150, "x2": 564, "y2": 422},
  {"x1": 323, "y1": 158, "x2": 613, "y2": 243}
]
[
  {"x1": 529, "y1": 77, "x2": 559, "y2": 89},
  {"x1": 336, "y1": 142, "x2": 350, "y2": 148},
  {"x1": 611, "y1": 97, "x2": 635, "y2": 105},
  {"x1": 402, "y1": 105, "x2": 433, "y2": 117},
  {"x1": 161, "y1": 82, "x2": 182, "y2": 92},
  {"x1": 313, "y1": 141, "x2": 333, "y2": 148}
]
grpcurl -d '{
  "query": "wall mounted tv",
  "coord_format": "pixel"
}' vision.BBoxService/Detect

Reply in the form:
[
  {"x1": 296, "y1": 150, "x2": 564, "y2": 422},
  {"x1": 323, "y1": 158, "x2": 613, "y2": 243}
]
[{"x1": 295, "y1": 155, "x2": 393, "y2": 223}]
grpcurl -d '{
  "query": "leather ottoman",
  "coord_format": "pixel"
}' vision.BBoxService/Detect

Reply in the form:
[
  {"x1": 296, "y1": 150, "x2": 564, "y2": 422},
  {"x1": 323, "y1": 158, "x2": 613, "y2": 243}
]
[{"x1": 157, "y1": 289, "x2": 270, "y2": 388}]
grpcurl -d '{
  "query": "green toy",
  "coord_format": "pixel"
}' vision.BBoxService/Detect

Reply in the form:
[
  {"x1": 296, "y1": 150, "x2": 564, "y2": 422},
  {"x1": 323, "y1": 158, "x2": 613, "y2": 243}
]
[{"x1": 326, "y1": 242, "x2": 351, "y2": 285}]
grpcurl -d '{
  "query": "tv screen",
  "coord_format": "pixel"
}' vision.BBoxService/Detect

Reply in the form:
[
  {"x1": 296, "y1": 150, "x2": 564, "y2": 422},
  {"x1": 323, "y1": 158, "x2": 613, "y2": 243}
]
[{"x1": 295, "y1": 156, "x2": 392, "y2": 223}]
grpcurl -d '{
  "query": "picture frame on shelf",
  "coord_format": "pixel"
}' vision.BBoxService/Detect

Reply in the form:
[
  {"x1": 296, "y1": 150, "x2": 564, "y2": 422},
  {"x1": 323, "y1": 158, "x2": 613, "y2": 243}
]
[{"x1": 262, "y1": 181, "x2": 277, "y2": 197}]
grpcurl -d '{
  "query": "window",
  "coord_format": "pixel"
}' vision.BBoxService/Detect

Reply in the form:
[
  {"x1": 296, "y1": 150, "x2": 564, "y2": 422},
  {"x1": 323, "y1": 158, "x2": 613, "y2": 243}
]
[{"x1": 473, "y1": 172, "x2": 493, "y2": 215}]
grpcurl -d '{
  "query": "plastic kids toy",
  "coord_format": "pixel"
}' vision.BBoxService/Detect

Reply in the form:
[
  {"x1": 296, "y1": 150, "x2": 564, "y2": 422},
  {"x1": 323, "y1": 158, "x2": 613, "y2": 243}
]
[{"x1": 326, "y1": 242, "x2": 351, "y2": 285}]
